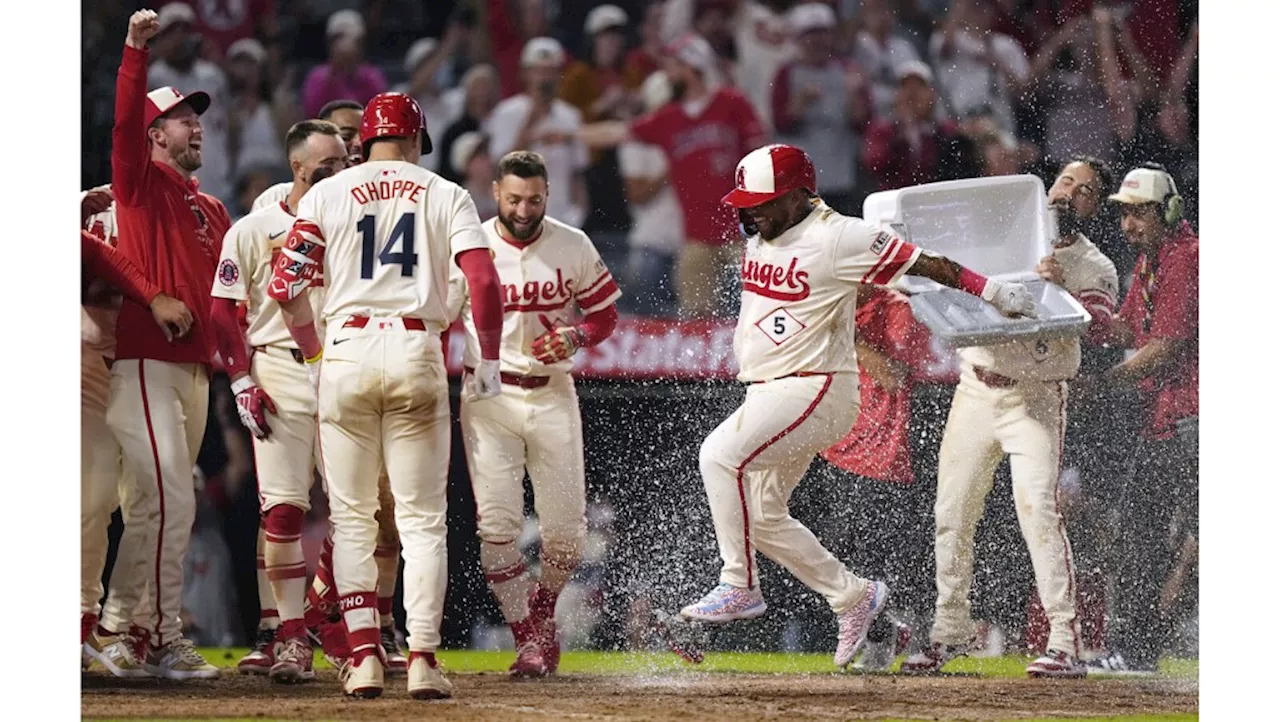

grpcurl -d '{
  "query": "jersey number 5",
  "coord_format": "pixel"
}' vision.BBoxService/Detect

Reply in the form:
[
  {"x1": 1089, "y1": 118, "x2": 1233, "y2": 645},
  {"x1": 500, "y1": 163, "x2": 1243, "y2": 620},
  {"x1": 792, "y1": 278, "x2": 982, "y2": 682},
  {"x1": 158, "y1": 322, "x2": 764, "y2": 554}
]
[{"x1": 359, "y1": 213, "x2": 418, "y2": 279}]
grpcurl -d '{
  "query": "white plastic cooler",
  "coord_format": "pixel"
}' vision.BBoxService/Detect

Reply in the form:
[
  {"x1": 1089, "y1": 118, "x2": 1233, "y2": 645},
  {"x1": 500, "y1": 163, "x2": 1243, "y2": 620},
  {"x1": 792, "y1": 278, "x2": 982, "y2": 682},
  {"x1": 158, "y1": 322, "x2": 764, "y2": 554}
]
[{"x1": 861, "y1": 175, "x2": 1092, "y2": 347}]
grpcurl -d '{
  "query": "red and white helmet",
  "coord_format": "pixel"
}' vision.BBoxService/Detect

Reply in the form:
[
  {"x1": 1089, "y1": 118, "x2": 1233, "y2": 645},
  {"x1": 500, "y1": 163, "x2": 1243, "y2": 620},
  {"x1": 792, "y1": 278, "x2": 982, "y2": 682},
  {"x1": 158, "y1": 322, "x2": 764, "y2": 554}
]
[
  {"x1": 360, "y1": 92, "x2": 433, "y2": 159},
  {"x1": 721, "y1": 144, "x2": 818, "y2": 208}
]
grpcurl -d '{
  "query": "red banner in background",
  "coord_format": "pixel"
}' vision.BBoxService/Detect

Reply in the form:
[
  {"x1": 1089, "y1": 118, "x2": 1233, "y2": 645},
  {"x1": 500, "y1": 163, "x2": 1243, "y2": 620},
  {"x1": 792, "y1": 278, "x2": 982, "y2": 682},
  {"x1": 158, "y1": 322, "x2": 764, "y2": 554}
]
[{"x1": 446, "y1": 315, "x2": 963, "y2": 385}]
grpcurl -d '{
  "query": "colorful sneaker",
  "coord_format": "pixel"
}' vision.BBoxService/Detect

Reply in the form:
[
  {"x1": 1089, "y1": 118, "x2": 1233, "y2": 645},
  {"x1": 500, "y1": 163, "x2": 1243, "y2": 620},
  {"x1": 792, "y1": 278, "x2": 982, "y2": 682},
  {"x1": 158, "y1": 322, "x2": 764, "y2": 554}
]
[
  {"x1": 900, "y1": 641, "x2": 972, "y2": 675},
  {"x1": 83, "y1": 627, "x2": 150, "y2": 678},
  {"x1": 144, "y1": 636, "x2": 220, "y2": 680},
  {"x1": 1026, "y1": 649, "x2": 1087, "y2": 679},
  {"x1": 854, "y1": 616, "x2": 911, "y2": 671},
  {"x1": 81, "y1": 614, "x2": 97, "y2": 671},
  {"x1": 1085, "y1": 652, "x2": 1157, "y2": 677},
  {"x1": 237, "y1": 626, "x2": 276, "y2": 675},
  {"x1": 270, "y1": 634, "x2": 316, "y2": 684},
  {"x1": 835, "y1": 581, "x2": 890, "y2": 667},
  {"x1": 341, "y1": 654, "x2": 384, "y2": 698},
  {"x1": 509, "y1": 641, "x2": 549, "y2": 678},
  {"x1": 408, "y1": 653, "x2": 454, "y2": 700},
  {"x1": 381, "y1": 626, "x2": 408, "y2": 676},
  {"x1": 680, "y1": 583, "x2": 767, "y2": 623}
]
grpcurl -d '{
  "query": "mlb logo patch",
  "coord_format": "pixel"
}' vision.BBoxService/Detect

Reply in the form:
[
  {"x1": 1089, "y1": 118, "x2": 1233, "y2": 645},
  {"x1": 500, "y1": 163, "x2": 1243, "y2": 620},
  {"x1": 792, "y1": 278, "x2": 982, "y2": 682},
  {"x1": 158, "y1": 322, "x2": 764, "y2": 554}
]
[
  {"x1": 217, "y1": 259, "x2": 239, "y2": 286},
  {"x1": 870, "y1": 232, "x2": 892, "y2": 255}
]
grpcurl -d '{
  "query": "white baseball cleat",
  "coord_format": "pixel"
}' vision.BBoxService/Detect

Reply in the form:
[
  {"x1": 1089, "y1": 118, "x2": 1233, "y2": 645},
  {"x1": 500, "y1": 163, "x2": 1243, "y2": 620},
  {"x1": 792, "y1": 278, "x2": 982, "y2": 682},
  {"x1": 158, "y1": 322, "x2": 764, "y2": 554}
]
[
  {"x1": 680, "y1": 583, "x2": 767, "y2": 623},
  {"x1": 144, "y1": 636, "x2": 220, "y2": 680},
  {"x1": 1026, "y1": 649, "x2": 1087, "y2": 679},
  {"x1": 407, "y1": 654, "x2": 454, "y2": 700},
  {"x1": 834, "y1": 581, "x2": 890, "y2": 668},
  {"x1": 341, "y1": 654, "x2": 385, "y2": 698}
]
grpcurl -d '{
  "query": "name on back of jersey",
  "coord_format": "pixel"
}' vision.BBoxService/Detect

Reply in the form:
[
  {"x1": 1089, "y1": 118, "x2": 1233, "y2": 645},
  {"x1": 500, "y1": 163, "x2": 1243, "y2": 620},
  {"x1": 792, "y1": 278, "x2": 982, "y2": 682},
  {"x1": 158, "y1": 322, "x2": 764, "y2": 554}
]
[{"x1": 350, "y1": 178, "x2": 428, "y2": 205}]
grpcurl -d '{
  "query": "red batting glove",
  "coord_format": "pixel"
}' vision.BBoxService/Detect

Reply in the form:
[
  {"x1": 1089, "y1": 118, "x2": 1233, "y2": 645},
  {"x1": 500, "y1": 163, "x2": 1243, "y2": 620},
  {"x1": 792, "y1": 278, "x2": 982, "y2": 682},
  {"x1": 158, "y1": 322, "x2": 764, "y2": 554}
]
[
  {"x1": 231, "y1": 376, "x2": 277, "y2": 440},
  {"x1": 531, "y1": 324, "x2": 586, "y2": 364}
]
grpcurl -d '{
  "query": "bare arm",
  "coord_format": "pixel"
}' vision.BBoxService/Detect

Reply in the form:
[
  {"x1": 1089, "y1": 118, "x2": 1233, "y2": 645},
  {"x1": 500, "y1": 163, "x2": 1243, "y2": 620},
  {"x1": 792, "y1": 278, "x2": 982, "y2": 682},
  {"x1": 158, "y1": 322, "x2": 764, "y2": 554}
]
[
  {"x1": 624, "y1": 177, "x2": 665, "y2": 205},
  {"x1": 1094, "y1": 10, "x2": 1137, "y2": 143},
  {"x1": 579, "y1": 121, "x2": 631, "y2": 149},
  {"x1": 855, "y1": 337, "x2": 909, "y2": 393},
  {"x1": 1164, "y1": 21, "x2": 1198, "y2": 104},
  {"x1": 1104, "y1": 337, "x2": 1190, "y2": 384},
  {"x1": 905, "y1": 253, "x2": 967, "y2": 288}
]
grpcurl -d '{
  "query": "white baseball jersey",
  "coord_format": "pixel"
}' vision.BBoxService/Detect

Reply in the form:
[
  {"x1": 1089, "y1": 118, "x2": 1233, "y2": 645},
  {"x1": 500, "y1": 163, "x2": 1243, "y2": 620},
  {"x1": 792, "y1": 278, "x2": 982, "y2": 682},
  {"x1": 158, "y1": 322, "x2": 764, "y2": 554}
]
[
  {"x1": 251, "y1": 181, "x2": 293, "y2": 212},
  {"x1": 735, "y1": 202, "x2": 921, "y2": 383},
  {"x1": 82, "y1": 201, "x2": 120, "y2": 357},
  {"x1": 447, "y1": 216, "x2": 621, "y2": 376},
  {"x1": 210, "y1": 201, "x2": 327, "y2": 348},
  {"x1": 960, "y1": 233, "x2": 1117, "y2": 381},
  {"x1": 275, "y1": 161, "x2": 489, "y2": 328}
]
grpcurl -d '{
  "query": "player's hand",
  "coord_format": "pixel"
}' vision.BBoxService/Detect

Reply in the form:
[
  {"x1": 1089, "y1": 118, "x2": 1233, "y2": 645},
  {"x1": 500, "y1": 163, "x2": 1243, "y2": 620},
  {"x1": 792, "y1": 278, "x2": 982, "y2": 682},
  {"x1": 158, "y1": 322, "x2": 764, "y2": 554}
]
[
  {"x1": 82, "y1": 185, "x2": 114, "y2": 221},
  {"x1": 127, "y1": 9, "x2": 160, "y2": 49},
  {"x1": 532, "y1": 315, "x2": 586, "y2": 364},
  {"x1": 150, "y1": 293, "x2": 194, "y2": 341},
  {"x1": 464, "y1": 359, "x2": 503, "y2": 402},
  {"x1": 230, "y1": 376, "x2": 276, "y2": 440},
  {"x1": 981, "y1": 279, "x2": 1038, "y2": 318},
  {"x1": 1035, "y1": 256, "x2": 1065, "y2": 286}
]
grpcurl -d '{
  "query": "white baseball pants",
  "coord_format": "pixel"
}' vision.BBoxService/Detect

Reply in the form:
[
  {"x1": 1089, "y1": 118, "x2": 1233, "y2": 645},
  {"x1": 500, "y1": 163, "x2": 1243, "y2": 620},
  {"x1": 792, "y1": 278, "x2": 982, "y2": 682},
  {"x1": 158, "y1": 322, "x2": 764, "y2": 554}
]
[
  {"x1": 251, "y1": 348, "x2": 320, "y2": 512},
  {"x1": 104, "y1": 359, "x2": 209, "y2": 647},
  {"x1": 700, "y1": 372, "x2": 869, "y2": 613},
  {"x1": 318, "y1": 317, "x2": 448, "y2": 656},
  {"x1": 931, "y1": 366, "x2": 1081, "y2": 656}
]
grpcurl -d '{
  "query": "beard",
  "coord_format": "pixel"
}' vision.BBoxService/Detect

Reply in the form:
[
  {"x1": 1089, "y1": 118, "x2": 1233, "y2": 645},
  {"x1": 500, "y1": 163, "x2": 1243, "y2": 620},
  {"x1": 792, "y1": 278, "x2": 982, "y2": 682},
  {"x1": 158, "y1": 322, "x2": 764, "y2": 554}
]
[
  {"x1": 1052, "y1": 199, "x2": 1083, "y2": 237},
  {"x1": 497, "y1": 209, "x2": 544, "y2": 241},
  {"x1": 307, "y1": 165, "x2": 337, "y2": 187},
  {"x1": 174, "y1": 146, "x2": 202, "y2": 172},
  {"x1": 670, "y1": 78, "x2": 689, "y2": 101}
]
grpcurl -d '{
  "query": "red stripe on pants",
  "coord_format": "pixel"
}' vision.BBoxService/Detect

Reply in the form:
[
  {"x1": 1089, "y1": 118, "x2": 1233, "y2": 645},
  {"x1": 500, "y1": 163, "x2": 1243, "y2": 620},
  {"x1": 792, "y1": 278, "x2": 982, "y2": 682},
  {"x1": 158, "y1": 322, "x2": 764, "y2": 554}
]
[
  {"x1": 734, "y1": 374, "x2": 834, "y2": 588},
  {"x1": 138, "y1": 359, "x2": 168, "y2": 647},
  {"x1": 1051, "y1": 380, "x2": 1079, "y2": 658}
]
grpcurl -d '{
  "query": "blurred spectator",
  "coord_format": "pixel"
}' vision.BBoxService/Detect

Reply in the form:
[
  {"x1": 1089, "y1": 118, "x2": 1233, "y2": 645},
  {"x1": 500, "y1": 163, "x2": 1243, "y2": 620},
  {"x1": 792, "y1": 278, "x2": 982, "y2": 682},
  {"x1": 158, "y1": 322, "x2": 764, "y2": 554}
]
[
  {"x1": 181, "y1": 468, "x2": 240, "y2": 647},
  {"x1": 487, "y1": 0, "x2": 552, "y2": 99},
  {"x1": 973, "y1": 129, "x2": 1022, "y2": 177},
  {"x1": 694, "y1": 1, "x2": 741, "y2": 85},
  {"x1": 624, "y1": 1, "x2": 668, "y2": 86},
  {"x1": 397, "y1": 26, "x2": 468, "y2": 172},
  {"x1": 149, "y1": 2, "x2": 234, "y2": 203},
  {"x1": 771, "y1": 3, "x2": 870, "y2": 214},
  {"x1": 863, "y1": 62, "x2": 979, "y2": 191},
  {"x1": 224, "y1": 39, "x2": 287, "y2": 176},
  {"x1": 619, "y1": 71, "x2": 683, "y2": 317},
  {"x1": 451, "y1": 132, "x2": 498, "y2": 219},
  {"x1": 733, "y1": 1, "x2": 798, "y2": 131},
  {"x1": 437, "y1": 64, "x2": 501, "y2": 184},
  {"x1": 301, "y1": 10, "x2": 388, "y2": 118},
  {"x1": 158, "y1": 0, "x2": 278, "y2": 61},
  {"x1": 486, "y1": 37, "x2": 590, "y2": 226},
  {"x1": 233, "y1": 165, "x2": 277, "y2": 221},
  {"x1": 853, "y1": 0, "x2": 925, "y2": 120},
  {"x1": 928, "y1": 0, "x2": 1031, "y2": 136}
]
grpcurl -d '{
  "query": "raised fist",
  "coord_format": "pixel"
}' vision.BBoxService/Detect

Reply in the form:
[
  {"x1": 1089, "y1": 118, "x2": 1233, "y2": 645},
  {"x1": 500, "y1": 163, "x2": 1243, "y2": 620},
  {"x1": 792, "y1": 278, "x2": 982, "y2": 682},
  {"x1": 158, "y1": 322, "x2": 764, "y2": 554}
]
[{"x1": 127, "y1": 10, "x2": 161, "y2": 49}]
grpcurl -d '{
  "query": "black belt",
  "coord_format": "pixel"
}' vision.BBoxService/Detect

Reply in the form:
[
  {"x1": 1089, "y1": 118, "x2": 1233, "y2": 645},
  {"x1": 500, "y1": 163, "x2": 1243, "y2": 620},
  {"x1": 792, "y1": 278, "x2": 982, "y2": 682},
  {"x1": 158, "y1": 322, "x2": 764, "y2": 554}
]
[{"x1": 255, "y1": 346, "x2": 305, "y2": 364}]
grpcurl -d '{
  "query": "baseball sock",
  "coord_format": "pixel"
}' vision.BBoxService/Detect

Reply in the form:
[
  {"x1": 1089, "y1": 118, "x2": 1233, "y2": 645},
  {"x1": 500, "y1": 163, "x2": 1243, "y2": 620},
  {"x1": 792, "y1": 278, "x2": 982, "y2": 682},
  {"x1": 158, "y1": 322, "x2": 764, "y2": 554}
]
[
  {"x1": 340, "y1": 591, "x2": 382, "y2": 664},
  {"x1": 263, "y1": 505, "x2": 308, "y2": 634},
  {"x1": 530, "y1": 550, "x2": 578, "y2": 621},
  {"x1": 256, "y1": 523, "x2": 280, "y2": 630},
  {"x1": 374, "y1": 544, "x2": 399, "y2": 630},
  {"x1": 304, "y1": 532, "x2": 337, "y2": 628},
  {"x1": 481, "y1": 539, "x2": 534, "y2": 624}
]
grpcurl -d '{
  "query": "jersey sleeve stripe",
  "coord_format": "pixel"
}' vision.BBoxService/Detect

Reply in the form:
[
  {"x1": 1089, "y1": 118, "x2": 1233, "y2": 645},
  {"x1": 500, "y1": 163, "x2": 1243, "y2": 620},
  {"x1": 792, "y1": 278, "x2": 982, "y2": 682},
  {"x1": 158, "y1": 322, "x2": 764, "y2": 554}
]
[
  {"x1": 860, "y1": 236, "x2": 901, "y2": 285},
  {"x1": 580, "y1": 287, "x2": 622, "y2": 316},
  {"x1": 578, "y1": 279, "x2": 620, "y2": 311},
  {"x1": 576, "y1": 271, "x2": 614, "y2": 299},
  {"x1": 1076, "y1": 289, "x2": 1117, "y2": 307},
  {"x1": 293, "y1": 221, "x2": 326, "y2": 246},
  {"x1": 868, "y1": 240, "x2": 919, "y2": 286}
]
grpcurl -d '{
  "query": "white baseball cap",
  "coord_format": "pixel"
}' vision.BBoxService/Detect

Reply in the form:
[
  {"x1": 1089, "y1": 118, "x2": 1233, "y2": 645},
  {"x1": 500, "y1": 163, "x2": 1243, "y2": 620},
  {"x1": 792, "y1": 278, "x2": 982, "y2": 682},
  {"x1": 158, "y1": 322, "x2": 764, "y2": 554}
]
[
  {"x1": 667, "y1": 34, "x2": 716, "y2": 74},
  {"x1": 327, "y1": 9, "x2": 366, "y2": 40},
  {"x1": 227, "y1": 38, "x2": 267, "y2": 65},
  {"x1": 158, "y1": 2, "x2": 196, "y2": 33},
  {"x1": 451, "y1": 131, "x2": 488, "y2": 174},
  {"x1": 521, "y1": 37, "x2": 566, "y2": 68},
  {"x1": 1108, "y1": 166, "x2": 1180, "y2": 205},
  {"x1": 896, "y1": 60, "x2": 934, "y2": 84},
  {"x1": 640, "y1": 71, "x2": 673, "y2": 112},
  {"x1": 404, "y1": 37, "x2": 439, "y2": 74},
  {"x1": 585, "y1": 5, "x2": 628, "y2": 35},
  {"x1": 788, "y1": 3, "x2": 837, "y2": 34}
]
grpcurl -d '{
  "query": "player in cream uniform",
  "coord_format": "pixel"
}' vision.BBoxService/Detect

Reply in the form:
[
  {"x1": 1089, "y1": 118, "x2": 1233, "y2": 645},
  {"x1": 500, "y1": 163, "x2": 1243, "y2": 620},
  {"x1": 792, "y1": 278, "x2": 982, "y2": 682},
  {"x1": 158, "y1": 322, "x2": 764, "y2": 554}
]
[
  {"x1": 268, "y1": 92, "x2": 506, "y2": 700},
  {"x1": 251, "y1": 100, "x2": 367, "y2": 212},
  {"x1": 210, "y1": 120, "x2": 349, "y2": 683},
  {"x1": 680, "y1": 144, "x2": 1037, "y2": 669},
  {"x1": 447, "y1": 151, "x2": 621, "y2": 678},
  {"x1": 903, "y1": 159, "x2": 1119, "y2": 679}
]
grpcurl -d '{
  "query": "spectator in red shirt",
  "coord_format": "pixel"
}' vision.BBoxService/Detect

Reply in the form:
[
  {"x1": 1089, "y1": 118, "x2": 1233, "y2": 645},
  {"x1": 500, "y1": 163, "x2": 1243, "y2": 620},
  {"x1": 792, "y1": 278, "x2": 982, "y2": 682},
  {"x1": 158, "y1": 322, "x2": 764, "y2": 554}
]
[
  {"x1": 862, "y1": 62, "x2": 980, "y2": 192},
  {"x1": 301, "y1": 10, "x2": 388, "y2": 119},
  {"x1": 1084, "y1": 163, "x2": 1197, "y2": 675},
  {"x1": 581, "y1": 34, "x2": 768, "y2": 319},
  {"x1": 487, "y1": 0, "x2": 552, "y2": 99},
  {"x1": 157, "y1": 0, "x2": 277, "y2": 61},
  {"x1": 84, "y1": 9, "x2": 233, "y2": 681}
]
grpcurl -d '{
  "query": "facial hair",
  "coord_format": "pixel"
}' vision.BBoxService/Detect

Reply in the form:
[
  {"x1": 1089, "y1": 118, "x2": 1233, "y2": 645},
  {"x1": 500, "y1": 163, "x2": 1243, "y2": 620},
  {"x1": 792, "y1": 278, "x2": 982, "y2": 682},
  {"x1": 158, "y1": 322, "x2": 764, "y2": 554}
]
[
  {"x1": 307, "y1": 165, "x2": 337, "y2": 187},
  {"x1": 174, "y1": 145, "x2": 202, "y2": 172},
  {"x1": 670, "y1": 78, "x2": 689, "y2": 102},
  {"x1": 1052, "y1": 199, "x2": 1082, "y2": 237},
  {"x1": 498, "y1": 208, "x2": 544, "y2": 241}
]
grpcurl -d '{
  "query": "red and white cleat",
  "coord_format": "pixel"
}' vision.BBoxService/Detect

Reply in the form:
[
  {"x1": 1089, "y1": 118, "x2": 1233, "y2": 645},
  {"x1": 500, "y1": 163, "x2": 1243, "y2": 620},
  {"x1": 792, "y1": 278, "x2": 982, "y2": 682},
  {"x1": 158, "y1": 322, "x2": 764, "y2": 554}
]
[
  {"x1": 1026, "y1": 649, "x2": 1087, "y2": 679},
  {"x1": 237, "y1": 626, "x2": 276, "y2": 675}
]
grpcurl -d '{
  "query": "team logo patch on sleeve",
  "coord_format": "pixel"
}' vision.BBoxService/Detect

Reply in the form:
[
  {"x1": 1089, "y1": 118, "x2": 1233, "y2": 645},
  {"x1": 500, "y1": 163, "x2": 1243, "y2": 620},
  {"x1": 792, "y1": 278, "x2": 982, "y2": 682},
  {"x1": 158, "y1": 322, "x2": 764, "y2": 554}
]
[
  {"x1": 870, "y1": 232, "x2": 892, "y2": 255},
  {"x1": 218, "y1": 259, "x2": 240, "y2": 286}
]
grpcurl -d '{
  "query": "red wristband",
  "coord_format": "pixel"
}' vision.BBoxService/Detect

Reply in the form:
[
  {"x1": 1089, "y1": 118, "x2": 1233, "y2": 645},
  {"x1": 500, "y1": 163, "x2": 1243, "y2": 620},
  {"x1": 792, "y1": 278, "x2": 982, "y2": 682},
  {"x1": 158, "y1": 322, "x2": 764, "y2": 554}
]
[
  {"x1": 957, "y1": 267, "x2": 989, "y2": 297},
  {"x1": 289, "y1": 321, "x2": 323, "y2": 360}
]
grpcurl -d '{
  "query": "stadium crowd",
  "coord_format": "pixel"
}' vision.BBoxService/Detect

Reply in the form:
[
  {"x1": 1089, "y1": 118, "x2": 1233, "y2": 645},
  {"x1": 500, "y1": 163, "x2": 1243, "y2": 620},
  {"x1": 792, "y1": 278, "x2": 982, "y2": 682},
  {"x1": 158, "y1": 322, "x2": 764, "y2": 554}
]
[{"x1": 80, "y1": 0, "x2": 1198, "y2": 683}]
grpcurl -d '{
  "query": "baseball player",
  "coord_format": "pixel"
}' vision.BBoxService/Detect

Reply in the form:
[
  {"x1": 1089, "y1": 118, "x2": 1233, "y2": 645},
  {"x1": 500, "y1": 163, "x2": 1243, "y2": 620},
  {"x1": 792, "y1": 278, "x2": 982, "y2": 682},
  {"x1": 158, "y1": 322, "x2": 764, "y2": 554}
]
[
  {"x1": 267, "y1": 91, "x2": 506, "y2": 699},
  {"x1": 253, "y1": 100, "x2": 365, "y2": 212},
  {"x1": 679, "y1": 144, "x2": 1036, "y2": 668},
  {"x1": 901, "y1": 158, "x2": 1119, "y2": 678},
  {"x1": 208, "y1": 120, "x2": 348, "y2": 683},
  {"x1": 86, "y1": 10, "x2": 232, "y2": 680},
  {"x1": 446, "y1": 150, "x2": 621, "y2": 677}
]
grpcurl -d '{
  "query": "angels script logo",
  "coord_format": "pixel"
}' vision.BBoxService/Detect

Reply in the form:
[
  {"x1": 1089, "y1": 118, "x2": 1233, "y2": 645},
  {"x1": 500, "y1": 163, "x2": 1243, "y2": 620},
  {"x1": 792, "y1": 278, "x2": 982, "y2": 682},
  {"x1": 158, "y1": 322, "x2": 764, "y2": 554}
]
[{"x1": 741, "y1": 256, "x2": 811, "y2": 301}]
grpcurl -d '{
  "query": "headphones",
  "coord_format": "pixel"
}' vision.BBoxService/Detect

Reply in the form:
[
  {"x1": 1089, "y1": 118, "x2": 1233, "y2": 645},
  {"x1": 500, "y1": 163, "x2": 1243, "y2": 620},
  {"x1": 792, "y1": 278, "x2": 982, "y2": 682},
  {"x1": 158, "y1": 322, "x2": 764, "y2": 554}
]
[{"x1": 1139, "y1": 161, "x2": 1184, "y2": 226}]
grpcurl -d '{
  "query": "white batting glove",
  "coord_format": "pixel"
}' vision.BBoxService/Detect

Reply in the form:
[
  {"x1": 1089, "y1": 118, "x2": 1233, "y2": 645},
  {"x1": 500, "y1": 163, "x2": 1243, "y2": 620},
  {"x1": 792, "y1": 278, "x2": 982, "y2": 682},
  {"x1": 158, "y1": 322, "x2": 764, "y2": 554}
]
[
  {"x1": 464, "y1": 359, "x2": 503, "y2": 402},
  {"x1": 981, "y1": 279, "x2": 1038, "y2": 318}
]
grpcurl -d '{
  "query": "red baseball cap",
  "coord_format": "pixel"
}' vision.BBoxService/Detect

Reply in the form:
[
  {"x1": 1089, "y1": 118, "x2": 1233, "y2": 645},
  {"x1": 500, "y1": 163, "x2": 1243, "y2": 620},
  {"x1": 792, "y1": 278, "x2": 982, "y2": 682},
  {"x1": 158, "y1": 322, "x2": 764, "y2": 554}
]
[
  {"x1": 145, "y1": 86, "x2": 211, "y2": 128},
  {"x1": 721, "y1": 144, "x2": 818, "y2": 208}
]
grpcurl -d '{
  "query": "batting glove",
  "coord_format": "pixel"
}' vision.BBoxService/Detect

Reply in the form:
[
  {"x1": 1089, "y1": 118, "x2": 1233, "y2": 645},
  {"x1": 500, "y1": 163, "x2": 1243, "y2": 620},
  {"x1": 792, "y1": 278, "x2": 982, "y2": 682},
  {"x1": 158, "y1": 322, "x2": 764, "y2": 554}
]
[
  {"x1": 231, "y1": 375, "x2": 276, "y2": 440},
  {"x1": 981, "y1": 279, "x2": 1038, "y2": 318},
  {"x1": 532, "y1": 324, "x2": 586, "y2": 364},
  {"x1": 464, "y1": 359, "x2": 503, "y2": 402}
]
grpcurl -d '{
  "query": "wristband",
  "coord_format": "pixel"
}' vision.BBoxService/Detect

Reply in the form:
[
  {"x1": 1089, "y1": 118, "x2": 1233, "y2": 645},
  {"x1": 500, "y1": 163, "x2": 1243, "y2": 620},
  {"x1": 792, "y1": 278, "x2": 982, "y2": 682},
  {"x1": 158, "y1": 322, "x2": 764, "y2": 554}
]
[
  {"x1": 230, "y1": 375, "x2": 255, "y2": 394},
  {"x1": 957, "y1": 267, "x2": 989, "y2": 297},
  {"x1": 305, "y1": 350, "x2": 323, "y2": 364}
]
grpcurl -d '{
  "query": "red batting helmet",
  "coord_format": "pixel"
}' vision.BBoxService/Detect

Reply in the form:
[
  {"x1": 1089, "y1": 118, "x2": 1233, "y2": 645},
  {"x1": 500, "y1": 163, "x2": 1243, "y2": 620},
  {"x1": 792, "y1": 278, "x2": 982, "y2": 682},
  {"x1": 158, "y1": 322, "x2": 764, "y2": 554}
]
[
  {"x1": 721, "y1": 144, "x2": 817, "y2": 208},
  {"x1": 360, "y1": 92, "x2": 434, "y2": 159}
]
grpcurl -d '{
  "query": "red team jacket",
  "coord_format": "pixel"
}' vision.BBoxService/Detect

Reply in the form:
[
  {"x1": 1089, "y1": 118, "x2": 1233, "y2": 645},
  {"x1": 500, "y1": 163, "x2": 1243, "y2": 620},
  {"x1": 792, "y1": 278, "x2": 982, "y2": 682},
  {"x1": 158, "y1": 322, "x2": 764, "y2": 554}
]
[{"x1": 111, "y1": 45, "x2": 230, "y2": 366}]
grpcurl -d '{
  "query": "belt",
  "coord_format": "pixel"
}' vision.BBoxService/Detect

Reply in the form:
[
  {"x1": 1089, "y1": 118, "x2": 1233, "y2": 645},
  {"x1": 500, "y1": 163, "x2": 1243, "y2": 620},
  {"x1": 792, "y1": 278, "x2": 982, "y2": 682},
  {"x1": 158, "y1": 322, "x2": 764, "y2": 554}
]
[
  {"x1": 753, "y1": 371, "x2": 832, "y2": 384},
  {"x1": 464, "y1": 366, "x2": 550, "y2": 389},
  {"x1": 973, "y1": 367, "x2": 1018, "y2": 388},
  {"x1": 342, "y1": 316, "x2": 428, "y2": 331},
  {"x1": 255, "y1": 345, "x2": 305, "y2": 364}
]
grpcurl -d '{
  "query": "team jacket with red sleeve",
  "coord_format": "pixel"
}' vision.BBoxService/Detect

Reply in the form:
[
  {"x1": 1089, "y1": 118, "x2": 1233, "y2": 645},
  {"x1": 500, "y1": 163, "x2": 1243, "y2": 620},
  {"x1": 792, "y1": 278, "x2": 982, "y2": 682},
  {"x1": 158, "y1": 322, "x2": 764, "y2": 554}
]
[
  {"x1": 82, "y1": 229, "x2": 160, "y2": 307},
  {"x1": 111, "y1": 44, "x2": 231, "y2": 365}
]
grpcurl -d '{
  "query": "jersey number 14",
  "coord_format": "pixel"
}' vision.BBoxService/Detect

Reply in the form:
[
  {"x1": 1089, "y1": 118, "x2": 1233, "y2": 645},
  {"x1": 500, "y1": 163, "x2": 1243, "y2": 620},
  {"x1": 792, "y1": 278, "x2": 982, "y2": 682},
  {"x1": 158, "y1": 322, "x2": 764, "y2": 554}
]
[{"x1": 359, "y1": 213, "x2": 418, "y2": 279}]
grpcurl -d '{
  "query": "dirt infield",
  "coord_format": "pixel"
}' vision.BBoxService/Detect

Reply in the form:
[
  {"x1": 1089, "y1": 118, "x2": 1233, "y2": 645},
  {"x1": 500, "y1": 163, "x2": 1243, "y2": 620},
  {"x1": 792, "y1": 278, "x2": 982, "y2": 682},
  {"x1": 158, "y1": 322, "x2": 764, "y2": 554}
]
[{"x1": 82, "y1": 669, "x2": 1198, "y2": 721}]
